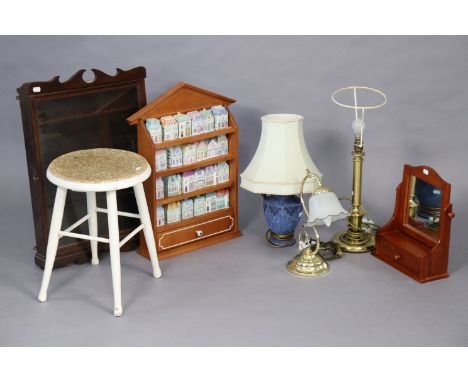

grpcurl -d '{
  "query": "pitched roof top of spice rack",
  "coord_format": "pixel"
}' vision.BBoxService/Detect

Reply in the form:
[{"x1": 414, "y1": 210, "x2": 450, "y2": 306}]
[{"x1": 127, "y1": 82, "x2": 236, "y2": 125}]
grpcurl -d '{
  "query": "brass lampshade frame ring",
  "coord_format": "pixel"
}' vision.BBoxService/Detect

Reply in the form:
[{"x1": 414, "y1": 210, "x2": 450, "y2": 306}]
[{"x1": 331, "y1": 86, "x2": 387, "y2": 111}]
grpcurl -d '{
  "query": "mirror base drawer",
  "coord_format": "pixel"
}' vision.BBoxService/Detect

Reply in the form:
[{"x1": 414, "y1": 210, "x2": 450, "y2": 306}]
[
  {"x1": 372, "y1": 230, "x2": 439, "y2": 282},
  {"x1": 379, "y1": 237, "x2": 423, "y2": 276}
]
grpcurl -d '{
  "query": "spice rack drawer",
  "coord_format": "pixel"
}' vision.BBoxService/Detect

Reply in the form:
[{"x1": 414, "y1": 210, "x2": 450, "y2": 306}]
[{"x1": 157, "y1": 214, "x2": 235, "y2": 251}]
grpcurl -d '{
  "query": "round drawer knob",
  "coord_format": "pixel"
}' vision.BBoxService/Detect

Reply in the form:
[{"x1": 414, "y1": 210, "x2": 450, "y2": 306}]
[
  {"x1": 394, "y1": 254, "x2": 401, "y2": 261},
  {"x1": 196, "y1": 230, "x2": 204, "y2": 237}
]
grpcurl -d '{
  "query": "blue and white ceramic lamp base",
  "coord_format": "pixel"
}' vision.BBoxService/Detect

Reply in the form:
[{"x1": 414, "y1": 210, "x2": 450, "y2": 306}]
[{"x1": 263, "y1": 195, "x2": 302, "y2": 247}]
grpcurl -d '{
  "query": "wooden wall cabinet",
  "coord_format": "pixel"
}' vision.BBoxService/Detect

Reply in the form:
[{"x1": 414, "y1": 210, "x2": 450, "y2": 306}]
[
  {"x1": 17, "y1": 67, "x2": 147, "y2": 268},
  {"x1": 128, "y1": 83, "x2": 242, "y2": 260},
  {"x1": 372, "y1": 165, "x2": 455, "y2": 283}
]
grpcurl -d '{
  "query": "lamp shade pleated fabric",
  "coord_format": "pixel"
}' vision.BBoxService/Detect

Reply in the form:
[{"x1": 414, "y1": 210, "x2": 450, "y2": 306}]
[{"x1": 240, "y1": 114, "x2": 322, "y2": 195}]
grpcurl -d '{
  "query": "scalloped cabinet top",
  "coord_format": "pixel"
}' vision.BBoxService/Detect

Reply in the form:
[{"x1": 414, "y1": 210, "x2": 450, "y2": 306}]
[{"x1": 127, "y1": 82, "x2": 236, "y2": 124}]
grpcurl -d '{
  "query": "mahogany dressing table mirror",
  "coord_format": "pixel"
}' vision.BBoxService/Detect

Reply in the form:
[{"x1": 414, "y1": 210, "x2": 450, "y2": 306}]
[{"x1": 372, "y1": 165, "x2": 455, "y2": 283}]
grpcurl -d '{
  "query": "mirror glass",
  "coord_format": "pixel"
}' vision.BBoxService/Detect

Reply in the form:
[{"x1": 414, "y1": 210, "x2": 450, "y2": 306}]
[
  {"x1": 37, "y1": 86, "x2": 140, "y2": 245},
  {"x1": 407, "y1": 175, "x2": 441, "y2": 238}
]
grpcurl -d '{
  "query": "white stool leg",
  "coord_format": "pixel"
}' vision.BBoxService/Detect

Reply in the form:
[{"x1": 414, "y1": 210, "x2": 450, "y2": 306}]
[
  {"x1": 38, "y1": 187, "x2": 67, "y2": 302},
  {"x1": 106, "y1": 190, "x2": 123, "y2": 317},
  {"x1": 86, "y1": 192, "x2": 99, "y2": 265},
  {"x1": 133, "y1": 183, "x2": 161, "y2": 278}
]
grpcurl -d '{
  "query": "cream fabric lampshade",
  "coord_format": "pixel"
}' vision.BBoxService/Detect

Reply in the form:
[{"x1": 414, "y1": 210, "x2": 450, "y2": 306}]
[{"x1": 240, "y1": 114, "x2": 322, "y2": 195}]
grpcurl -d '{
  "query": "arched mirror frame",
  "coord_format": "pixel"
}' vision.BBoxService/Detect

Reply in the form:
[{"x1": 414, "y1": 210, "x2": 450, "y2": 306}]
[{"x1": 400, "y1": 165, "x2": 451, "y2": 248}]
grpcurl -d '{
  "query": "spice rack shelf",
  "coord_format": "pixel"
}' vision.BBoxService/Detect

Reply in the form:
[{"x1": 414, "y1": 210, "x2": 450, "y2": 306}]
[
  {"x1": 152, "y1": 126, "x2": 236, "y2": 149},
  {"x1": 156, "y1": 154, "x2": 234, "y2": 177},
  {"x1": 128, "y1": 82, "x2": 242, "y2": 260},
  {"x1": 158, "y1": 180, "x2": 234, "y2": 206}
]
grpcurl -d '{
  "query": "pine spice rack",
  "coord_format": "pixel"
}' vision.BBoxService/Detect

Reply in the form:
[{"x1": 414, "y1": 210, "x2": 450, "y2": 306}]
[{"x1": 127, "y1": 82, "x2": 242, "y2": 260}]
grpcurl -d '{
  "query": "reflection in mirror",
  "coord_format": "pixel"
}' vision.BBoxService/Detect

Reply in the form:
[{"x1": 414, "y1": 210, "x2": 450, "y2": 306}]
[{"x1": 407, "y1": 175, "x2": 441, "y2": 237}]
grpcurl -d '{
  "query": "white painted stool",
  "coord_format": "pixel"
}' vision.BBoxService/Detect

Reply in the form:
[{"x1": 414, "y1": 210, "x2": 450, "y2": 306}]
[{"x1": 38, "y1": 148, "x2": 161, "y2": 317}]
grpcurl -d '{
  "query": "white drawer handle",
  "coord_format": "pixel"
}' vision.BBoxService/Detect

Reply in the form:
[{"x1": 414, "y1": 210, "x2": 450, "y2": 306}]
[{"x1": 195, "y1": 230, "x2": 204, "y2": 237}]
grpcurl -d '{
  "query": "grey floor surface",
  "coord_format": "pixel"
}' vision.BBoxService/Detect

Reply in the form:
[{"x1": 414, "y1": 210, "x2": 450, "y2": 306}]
[
  {"x1": 1, "y1": 207, "x2": 467, "y2": 346},
  {"x1": 1, "y1": 36, "x2": 468, "y2": 346}
]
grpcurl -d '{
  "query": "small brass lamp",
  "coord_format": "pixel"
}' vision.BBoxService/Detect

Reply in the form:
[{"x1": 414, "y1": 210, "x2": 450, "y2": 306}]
[
  {"x1": 287, "y1": 230, "x2": 329, "y2": 277},
  {"x1": 287, "y1": 170, "x2": 348, "y2": 277}
]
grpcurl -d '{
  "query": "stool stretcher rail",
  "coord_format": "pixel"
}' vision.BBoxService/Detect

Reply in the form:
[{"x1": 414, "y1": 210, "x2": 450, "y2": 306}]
[
  {"x1": 60, "y1": 214, "x2": 90, "y2": 236},
  {"x1": 59, "y1": 231, "x2": 110, "y2": 243},
  {"x1": 119, "y1": 224, "x2": 144, "y2": 248},
  {"x1": 96, "y1": 207, "x2": 140, "y2": 219}
]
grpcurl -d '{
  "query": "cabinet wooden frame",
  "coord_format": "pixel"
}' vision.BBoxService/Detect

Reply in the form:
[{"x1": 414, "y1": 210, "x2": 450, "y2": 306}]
[
  {"x1": 17, "y1": 67, "x2": 147, "y2": 268},
  {"x1": 372, "y1": 164, "x2": 455, "y2": 283},
  {"x1": 127, "y1": 82, "x2": 242, "y2": 260}
]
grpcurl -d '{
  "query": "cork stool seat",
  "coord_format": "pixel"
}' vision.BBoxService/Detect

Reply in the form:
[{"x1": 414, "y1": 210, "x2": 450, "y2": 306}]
[{"x1": 38, "y1": 148, "x2": 161, "y2": 317}]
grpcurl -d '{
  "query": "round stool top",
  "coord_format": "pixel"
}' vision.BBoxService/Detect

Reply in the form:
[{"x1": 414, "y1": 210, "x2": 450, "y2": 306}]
[{"x1": 47, "y1": 148, "x2": 151, "y2": 192}]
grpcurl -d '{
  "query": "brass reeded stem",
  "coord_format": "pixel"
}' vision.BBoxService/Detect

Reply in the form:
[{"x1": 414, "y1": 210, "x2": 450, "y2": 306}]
[
  {"x1": 350, "y1": 135, "x2": 364, "y2": 232},
  {"x1": 332, "y1": 131, "x2": 375, "y2": 252}
]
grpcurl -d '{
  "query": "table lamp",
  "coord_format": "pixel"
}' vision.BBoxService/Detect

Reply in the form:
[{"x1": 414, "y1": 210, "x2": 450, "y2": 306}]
[
  {"x1": 330, "y1": 86, "x2": 387, "y2": 253},
  {"x1": 240, "y1": 114, "x2": 321, "y2": 247},
  {"x1": 287, "y1": 169, "x2": 348, "y2": 277}
]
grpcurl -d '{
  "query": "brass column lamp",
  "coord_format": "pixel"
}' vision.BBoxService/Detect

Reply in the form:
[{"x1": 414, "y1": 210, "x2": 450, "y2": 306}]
[{"x1": 331, "y1": 86, "x2": 387, "y2": 253}]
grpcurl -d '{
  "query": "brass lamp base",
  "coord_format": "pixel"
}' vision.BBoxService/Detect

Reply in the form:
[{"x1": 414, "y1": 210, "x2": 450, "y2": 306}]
[
  {"x1": 332, "y1": 230, "x2": 375, "y2": 253},
  {"x1": 266, "y1": 230, "x2": 296, "y2": 248},
  {"x1": 287, "y1": 246, "x2": 330, "y2": 277}
]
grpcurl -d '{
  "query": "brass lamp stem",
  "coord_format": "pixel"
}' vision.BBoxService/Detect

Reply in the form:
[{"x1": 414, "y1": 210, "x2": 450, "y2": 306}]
[
  {"x1": 332, "y1": 135, "x2": 375, "y2": 253},
  {"x1": 299, "y1": 169, "x2": 330, "y2": 219},
  {"x1": 350, "y1": 136, "x2": 364, "y2": 232},
  {"x1": 299, "y1": 170, "x2": 321, "y2": 219}
]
